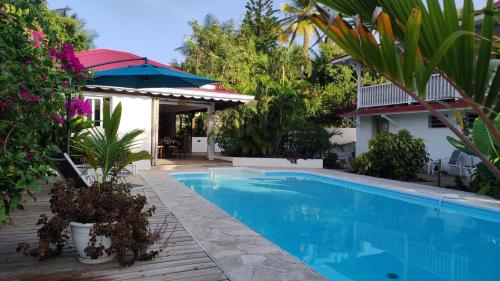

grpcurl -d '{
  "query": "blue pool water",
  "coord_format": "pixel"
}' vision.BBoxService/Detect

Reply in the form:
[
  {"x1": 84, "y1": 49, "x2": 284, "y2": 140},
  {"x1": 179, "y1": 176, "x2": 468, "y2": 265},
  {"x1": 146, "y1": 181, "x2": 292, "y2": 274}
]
[{"x1": 172, "y1": 170, "x2": 500, "y2": 281}]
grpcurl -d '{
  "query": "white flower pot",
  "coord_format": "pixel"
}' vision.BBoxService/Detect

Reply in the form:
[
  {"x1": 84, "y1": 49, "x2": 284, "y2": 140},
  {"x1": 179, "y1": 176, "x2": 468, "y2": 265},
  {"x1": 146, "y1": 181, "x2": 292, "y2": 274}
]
[{"x1": 70, "y1": 221, "x2": 115, "y2": 264}]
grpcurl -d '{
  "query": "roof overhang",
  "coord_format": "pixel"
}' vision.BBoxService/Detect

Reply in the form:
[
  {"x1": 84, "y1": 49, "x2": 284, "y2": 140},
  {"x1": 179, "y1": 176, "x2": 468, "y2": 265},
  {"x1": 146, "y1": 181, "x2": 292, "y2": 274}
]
[
  {"x1": 341, "y1": 101, "x2": 470, "y2": 117},
  {"x1": 84, "y1": 85, "x2": 254, "y2": 110}
]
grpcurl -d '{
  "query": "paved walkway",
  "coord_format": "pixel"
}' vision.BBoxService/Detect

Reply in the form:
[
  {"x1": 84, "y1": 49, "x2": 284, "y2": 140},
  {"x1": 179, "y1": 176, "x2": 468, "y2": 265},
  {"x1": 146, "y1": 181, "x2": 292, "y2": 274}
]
[{"x1": 0, "y1": 179, "x2": 229, "y2": 281}]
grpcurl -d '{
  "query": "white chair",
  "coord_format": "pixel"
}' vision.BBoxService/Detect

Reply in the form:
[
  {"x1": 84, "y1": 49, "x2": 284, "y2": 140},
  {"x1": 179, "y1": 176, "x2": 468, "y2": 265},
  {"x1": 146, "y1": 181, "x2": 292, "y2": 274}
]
[{"x1": 441, "y1": 150, "x2": 464, "y2": 177}]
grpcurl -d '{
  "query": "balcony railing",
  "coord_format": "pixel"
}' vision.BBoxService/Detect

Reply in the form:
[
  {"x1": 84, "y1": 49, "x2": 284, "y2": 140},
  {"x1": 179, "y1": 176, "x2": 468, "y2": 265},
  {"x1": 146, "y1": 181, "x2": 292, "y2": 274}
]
[{"x1": 359, "y1": 74, "x2": 460, "y2": 108}]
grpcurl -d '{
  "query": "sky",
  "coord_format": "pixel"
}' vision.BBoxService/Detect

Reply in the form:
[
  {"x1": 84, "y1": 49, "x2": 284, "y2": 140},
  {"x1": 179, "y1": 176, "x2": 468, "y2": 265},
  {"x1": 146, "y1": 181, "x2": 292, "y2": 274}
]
[{"x1": 47, "y1": 0, "x2": 488, "y2": 65}]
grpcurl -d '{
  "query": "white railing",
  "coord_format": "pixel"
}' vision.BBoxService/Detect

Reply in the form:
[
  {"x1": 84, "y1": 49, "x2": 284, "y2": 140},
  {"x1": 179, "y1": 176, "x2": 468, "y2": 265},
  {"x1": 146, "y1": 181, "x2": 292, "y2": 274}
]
[{"x1": 359, "y1": 74, "x2": 460, "y2": 108}]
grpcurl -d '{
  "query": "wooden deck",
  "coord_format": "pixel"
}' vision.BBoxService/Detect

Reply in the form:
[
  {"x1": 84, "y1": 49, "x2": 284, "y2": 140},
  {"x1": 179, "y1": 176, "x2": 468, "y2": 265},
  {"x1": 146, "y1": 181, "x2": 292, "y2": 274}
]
[{"x1": 0, "y1": 183, "x2": 229, "y2": 281}]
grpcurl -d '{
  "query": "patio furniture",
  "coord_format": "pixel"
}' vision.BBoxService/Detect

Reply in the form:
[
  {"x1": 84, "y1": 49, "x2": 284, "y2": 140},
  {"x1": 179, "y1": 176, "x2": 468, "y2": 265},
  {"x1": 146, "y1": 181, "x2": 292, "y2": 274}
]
[
  {"x1": 426, "y1": 159, "x2": 440, "y2": 175},
  {"x1": 169, "y1": 138, "x2": 185, "y2": 159},
  {"x1": 157, "y1": 145, "x2": 164, "y2": 159},
  {"x1": 49, "y1": 153, "x2": 92, "y2": 188},
  {"x1": 440, "y1": 150, "x2": 463, "y2": 176}
]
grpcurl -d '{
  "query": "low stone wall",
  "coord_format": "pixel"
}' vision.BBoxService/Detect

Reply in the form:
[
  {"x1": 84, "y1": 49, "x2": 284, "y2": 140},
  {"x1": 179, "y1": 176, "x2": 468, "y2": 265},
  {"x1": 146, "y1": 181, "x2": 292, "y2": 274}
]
[{"x1": 214, "y1": 156, "x2": 323, "y2": 169}]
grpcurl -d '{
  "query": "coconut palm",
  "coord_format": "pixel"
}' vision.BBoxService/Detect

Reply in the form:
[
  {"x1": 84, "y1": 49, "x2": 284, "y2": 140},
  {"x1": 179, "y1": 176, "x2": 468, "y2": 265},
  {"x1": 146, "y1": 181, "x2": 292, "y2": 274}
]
[
  {"x1": 279, "y1": 0, "x2": 323, "y2": 55},
  {"x1": 75, "y1": 102, "x2": 150, "y2": 184},
  {"x1": 310, "y1": 0, "x2": 499, "y2": 179}
]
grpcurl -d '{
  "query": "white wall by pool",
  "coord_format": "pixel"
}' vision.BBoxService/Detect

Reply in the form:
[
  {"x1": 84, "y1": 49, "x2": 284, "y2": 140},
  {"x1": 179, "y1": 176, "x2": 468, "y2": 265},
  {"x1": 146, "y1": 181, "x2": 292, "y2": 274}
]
[
  {"x1": 191, "y1": 137, "x2": 222, "y2": 153},
  {"x1": 83, "y1": 91, "x2": 152, "y2": 171}
]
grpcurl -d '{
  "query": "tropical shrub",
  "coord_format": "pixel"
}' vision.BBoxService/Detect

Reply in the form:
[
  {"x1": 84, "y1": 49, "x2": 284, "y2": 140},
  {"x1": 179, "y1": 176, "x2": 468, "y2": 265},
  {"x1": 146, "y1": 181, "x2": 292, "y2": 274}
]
[
  {"x1": 0, "y1": 2, "x2": 89, "y2": 224},
  {"x1": 74, "y1": 102, "x2": 151, "y2": 184},
  {"x1": 17, "y1": 179, "x2": 165, "y2": 267},
  {"x1": 279, "y1": 121, "x2": 335, "y2": 162},
  {"x1": 323, "y1": 152, "x2": 340, "y2": 169},
  {"x1": 216, "y1": 88, "x2": 307, "y2": 157},
  {"x1": 351, "y1": 130, "x2": 429, "y2": 181}
]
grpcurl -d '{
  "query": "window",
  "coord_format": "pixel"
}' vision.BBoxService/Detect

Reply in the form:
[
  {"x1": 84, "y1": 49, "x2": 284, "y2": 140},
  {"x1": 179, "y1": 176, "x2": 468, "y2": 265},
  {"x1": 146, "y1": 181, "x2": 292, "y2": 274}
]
[
  {"x1": 373, "y1": 116, "x2": 389, "y2": 134},
  {"x1": 428, "y1": 114, "x2": 447, "y2": 128},
  {"x1": 85, "y1": 97, "x2": 110, "y2": 127},
  {"x1": 465, "y1": 112, "x2": 478, "y2": 127}
]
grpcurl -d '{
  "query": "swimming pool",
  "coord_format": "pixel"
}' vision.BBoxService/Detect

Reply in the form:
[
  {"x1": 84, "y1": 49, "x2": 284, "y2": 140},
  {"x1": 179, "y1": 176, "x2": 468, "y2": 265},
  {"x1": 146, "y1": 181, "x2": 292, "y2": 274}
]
[{"x1": 172, "y1": 169, "x2": 500, "y2": 281}]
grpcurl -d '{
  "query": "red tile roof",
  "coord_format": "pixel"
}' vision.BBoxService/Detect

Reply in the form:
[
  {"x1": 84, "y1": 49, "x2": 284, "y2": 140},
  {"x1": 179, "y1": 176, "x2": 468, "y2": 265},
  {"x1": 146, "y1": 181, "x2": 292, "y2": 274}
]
[
  {"x1": 76, "y1": 49, "x2": 244, "y2": 95},
  {"x1": 341, "y1": 101, "x2": 469, "y2": 117},
  {"x1": 75, "y1": 49, "x2": 184, "y2": 72}
]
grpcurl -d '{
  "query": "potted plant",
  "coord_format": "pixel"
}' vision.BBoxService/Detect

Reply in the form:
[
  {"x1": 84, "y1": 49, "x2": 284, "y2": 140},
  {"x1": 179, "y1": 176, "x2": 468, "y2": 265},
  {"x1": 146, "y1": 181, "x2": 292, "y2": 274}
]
[{"x1": 17, "y1": 103, "x2": 160, "y2": 266}]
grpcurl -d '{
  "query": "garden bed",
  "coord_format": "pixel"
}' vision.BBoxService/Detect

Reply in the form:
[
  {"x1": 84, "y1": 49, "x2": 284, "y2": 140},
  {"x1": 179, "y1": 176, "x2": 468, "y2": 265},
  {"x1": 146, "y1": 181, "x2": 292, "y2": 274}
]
[{"x1": 215, "y1": 156, "x2": 323, "y2": 168}]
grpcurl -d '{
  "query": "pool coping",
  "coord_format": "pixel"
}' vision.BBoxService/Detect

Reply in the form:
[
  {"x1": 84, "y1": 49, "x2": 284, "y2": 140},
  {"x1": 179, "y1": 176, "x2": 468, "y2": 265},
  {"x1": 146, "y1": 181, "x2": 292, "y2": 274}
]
[{"x1": 141, "y1": 167, "x2": 500, "y2": 281}]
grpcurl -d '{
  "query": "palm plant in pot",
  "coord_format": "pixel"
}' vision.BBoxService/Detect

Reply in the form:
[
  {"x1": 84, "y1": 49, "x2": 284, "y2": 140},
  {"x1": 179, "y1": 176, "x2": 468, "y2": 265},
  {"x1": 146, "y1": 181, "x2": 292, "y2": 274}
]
[{"x1": 17, "y1": 102, "x2": 158, "y2": 266}]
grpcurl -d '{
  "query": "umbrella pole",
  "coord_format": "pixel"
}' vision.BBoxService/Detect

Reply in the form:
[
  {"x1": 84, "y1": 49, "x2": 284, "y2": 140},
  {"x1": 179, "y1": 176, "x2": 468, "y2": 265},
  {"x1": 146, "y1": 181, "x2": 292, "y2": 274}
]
[{"x1": 65, "y1": 79, "x2": 72, "y2": 155}]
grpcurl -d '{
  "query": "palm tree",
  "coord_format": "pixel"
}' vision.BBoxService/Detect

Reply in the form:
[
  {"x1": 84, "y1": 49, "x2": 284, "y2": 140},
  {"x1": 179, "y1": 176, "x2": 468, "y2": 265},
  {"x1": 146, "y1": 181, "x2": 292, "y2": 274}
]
[
  {"x1": 279, "y1": 0, "x2": 323, "y2": 55},
  {"x1": 52, "y1": 6, "x2": 98, "y2": 50},
  {"x1": 75, "y1": 102, "x2": 150, "y2": 184}
]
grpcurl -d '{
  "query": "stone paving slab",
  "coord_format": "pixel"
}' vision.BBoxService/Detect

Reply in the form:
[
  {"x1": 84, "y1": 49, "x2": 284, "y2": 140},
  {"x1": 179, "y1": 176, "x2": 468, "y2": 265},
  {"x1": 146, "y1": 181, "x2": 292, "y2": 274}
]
[{"x1": 141, "y1": 169, "x2": 328, "y2": 281}]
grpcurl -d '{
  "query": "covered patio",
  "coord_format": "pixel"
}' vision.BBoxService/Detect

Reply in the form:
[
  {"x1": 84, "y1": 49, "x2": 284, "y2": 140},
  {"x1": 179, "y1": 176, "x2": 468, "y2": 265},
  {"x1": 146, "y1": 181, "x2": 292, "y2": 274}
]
[{"x1": 83, "y1": 84, "x2": 253, "y2": 169}]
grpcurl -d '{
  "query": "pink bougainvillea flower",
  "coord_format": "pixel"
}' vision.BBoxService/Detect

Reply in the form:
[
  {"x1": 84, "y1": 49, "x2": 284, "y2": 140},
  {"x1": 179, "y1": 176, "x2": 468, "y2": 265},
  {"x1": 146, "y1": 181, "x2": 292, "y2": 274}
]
[
  {"x1": 53, "y1": 114, "x2": 65, "y2": 125},
  {"x1": 29, "y1": 29, "x2": 45, "y2": 49},
  {"x1": 31, "y1": 95, "x2": 41, "y2": 103},
  {"x1": 65, "y1": 98, "x2": 93, "y2": 117},
  {"x1": 31, "y1": 30, "x2": 45, "y2": 40},
  {"x1": 48, "y1": 48, "x2": 57, "y2": 58},
  {"x1": 20, "y1": 89, "x2": 30, "y2": 100},
  {"x1": 57, "y1": 43, "x2": 89, "y2": 76},
  {"x1": 0, "y1": 101, "x2": 10, "y2": 114}
]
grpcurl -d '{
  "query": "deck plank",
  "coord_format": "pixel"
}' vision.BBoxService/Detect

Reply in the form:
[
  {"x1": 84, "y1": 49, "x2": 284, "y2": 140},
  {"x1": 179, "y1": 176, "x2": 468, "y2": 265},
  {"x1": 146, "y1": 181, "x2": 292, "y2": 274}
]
[{"x1": 0, "y1": 182, "x2": 229, "y2": 281}]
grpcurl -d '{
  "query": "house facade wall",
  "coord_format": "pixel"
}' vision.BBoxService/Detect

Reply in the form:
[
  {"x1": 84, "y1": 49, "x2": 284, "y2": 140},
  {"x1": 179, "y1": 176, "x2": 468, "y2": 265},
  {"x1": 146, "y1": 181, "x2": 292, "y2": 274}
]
[
  {"x1": 83, "y1": 91, "x2": 153, "y2": 170},
  {"x1": 356, "y1": 111, "x2": 460, "y2": 161}
]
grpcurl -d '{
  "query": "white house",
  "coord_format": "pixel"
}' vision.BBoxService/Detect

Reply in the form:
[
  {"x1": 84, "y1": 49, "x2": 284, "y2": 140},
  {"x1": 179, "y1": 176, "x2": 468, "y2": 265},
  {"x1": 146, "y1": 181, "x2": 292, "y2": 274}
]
[
  {"x1": 340, "y1": 71, "x2": 475, "y2": 162},
  {"x1": 335, "y1": 9, "x2": 499, "y2": 171},
  {"x1": 76, "y1": 49, "x2": 254, "y2": 171}
]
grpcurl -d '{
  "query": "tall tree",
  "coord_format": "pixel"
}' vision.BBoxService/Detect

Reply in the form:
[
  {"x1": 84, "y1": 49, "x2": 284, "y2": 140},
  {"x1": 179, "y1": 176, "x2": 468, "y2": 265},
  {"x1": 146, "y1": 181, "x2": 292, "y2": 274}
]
[
  {"x1": 45, "y1": 5, "x2": 98, "y2": 51},
  {"x1": 242, "y1": 0, "x2": 279, "y2": 53},
  {"x1": 279, "y1": 0, "x2": 322, "y2": 55}
]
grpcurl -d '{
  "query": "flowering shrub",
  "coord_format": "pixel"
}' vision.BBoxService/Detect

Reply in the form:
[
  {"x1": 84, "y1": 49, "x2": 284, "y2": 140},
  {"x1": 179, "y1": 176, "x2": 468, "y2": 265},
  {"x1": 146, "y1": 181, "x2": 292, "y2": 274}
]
[{"x1": 0, "y1": 2, "x2": 89, "y2": 223}]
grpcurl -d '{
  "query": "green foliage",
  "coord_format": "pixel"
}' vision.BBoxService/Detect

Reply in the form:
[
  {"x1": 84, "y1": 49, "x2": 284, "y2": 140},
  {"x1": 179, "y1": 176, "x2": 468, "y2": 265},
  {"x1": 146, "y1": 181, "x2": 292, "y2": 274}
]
[
  {"x1": 216, "y1": 87, "x2": 306, "y2": 157},
  {"x1": 351, "y1": 130, "x2": 429, "y2": 181},
  {"x1": 323, "y1": 152, "x2": 339, "y2": 169},
  {"x1": 313, "y1": 0, "x2": 500, "y2": 178},
  {"x1": 177, "y1": 13, "x2": 384, "y2": 128},
  {"x1": 242, "y1": 0, "x2": 279, "y2": 53},
  {"x1": 0, "y1": 1, "x2": 88, "y2": 224},
  {"x1": 44, "y1": 5, "x2": 98, "y2": 51},
  {"x1": 448, "y1": 116, "x2": 500, "y2": 196},
  {"x1": 279, "y1": 0, "x2": 321, "y2": 54},
  {"x1": 280, "y1": 121, "x2": 335, "y2": 162},
  {"x1": 177, "y1": 113, "x2": 207, "y2": 137},
  {"x1": 75, "y1": 103, "x2": 151, "y2": 184}
]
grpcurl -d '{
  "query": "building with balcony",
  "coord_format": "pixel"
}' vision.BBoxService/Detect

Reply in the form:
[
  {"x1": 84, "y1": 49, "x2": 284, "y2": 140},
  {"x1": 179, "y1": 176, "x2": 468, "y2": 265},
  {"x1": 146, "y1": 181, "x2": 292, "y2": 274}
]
[{"x1": 341, "y1": 71, "x2": 475, "y2": 162}]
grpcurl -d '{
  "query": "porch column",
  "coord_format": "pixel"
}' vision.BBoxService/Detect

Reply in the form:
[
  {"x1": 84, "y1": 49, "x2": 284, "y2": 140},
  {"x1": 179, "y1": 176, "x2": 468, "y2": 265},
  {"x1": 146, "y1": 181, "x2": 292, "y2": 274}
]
[
  {"x1": 354, "y1": 62, "x2": 362, "y2": 109},
  {"x1": 207, "y1": 102, "x2": 215, "y2": 160},
  {"x1": 151, "y1": 98, "x2": 159, "y2": 166}
]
